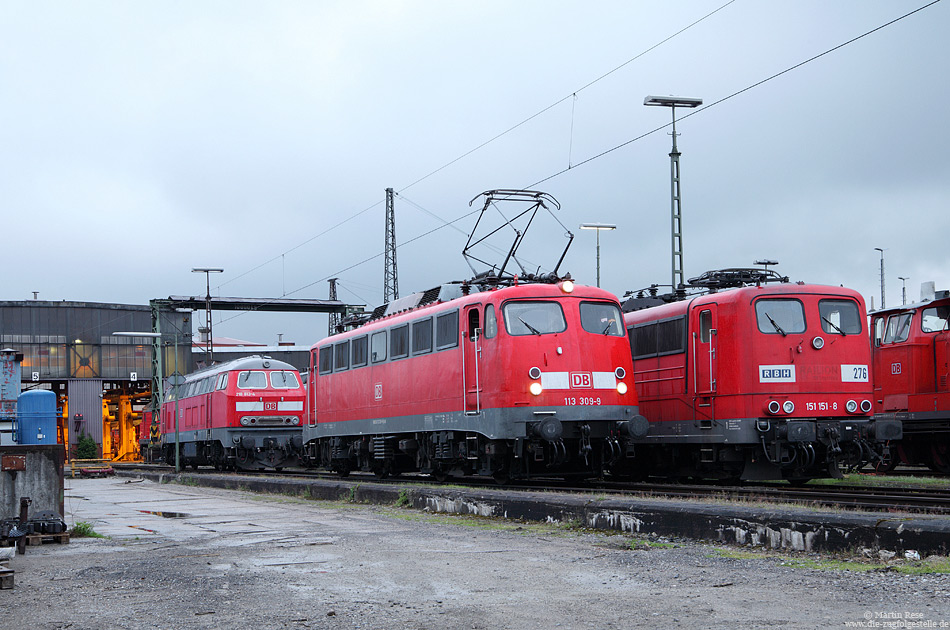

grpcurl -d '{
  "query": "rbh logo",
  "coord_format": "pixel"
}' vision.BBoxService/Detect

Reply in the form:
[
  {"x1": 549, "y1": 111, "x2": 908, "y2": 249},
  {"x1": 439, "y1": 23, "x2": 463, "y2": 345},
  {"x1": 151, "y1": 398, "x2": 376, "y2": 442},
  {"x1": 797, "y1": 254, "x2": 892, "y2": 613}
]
[
  {"x1": 570, "y1": 372, "x2": 592, "y2": 388},
  {"x1": 264, "y1": 402, "x2": 277, "y2": 411},
  {"x1": 891, "y1": 363, "x2": 902, "y2": 375},
  {"x1": 374, "y1": 383, "x2": 383, "y2": 400}
]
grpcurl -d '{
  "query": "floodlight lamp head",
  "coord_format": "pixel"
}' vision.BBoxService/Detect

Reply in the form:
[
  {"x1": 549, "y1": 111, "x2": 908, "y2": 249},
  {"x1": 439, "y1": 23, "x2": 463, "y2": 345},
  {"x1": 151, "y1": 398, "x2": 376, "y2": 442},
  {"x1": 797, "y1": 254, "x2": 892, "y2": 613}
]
[{"x1": 644, "y1": 95, "x2": 703, "y2": 108}]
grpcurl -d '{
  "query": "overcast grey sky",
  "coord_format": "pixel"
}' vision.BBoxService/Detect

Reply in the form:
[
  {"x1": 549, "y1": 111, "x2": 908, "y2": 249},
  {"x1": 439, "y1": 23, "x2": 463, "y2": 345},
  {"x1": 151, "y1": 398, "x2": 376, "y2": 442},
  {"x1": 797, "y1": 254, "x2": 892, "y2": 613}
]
[{"x1": 2, "y1": 1, "x2": 947, "y2": 345}]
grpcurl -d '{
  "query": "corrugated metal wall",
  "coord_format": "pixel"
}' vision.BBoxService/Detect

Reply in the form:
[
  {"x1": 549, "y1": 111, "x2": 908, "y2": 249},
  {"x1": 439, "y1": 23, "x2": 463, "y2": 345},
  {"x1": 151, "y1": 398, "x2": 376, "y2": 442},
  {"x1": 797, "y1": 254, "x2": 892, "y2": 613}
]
[{"x1": 68, "y1": 379, "x2": 103, "y2": 452}]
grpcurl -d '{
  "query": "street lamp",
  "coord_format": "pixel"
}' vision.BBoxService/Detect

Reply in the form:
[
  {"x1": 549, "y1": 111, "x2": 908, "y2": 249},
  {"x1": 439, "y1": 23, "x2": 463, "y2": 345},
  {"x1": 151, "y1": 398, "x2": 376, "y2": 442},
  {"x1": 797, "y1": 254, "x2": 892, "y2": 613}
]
[
  {"x1": 113, "y1": 331, "x2": 185, "y2": 473},
  {"x1": 644, "y1": 95, "x2": 703, "y2": 289},
  {"x1": 579, "y1": 223, "x2": 617, "y2": 288},
  {"x1": 874, "y1": 248, "x2": 886, "y2": 309},
  {"x1": 192, "y1": 268, "x2": 224, "y2": 364},
  {"x1": 898, "y1": 276, "x2": 909, "y2": 305}
]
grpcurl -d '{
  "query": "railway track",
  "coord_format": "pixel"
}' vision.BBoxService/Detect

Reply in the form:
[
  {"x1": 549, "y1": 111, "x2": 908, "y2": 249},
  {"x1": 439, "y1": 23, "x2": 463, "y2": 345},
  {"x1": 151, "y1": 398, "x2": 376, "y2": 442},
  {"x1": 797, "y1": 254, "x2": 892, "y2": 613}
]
[{"x1": 109, "y1": 462, "x2": 950, "y2": 515}]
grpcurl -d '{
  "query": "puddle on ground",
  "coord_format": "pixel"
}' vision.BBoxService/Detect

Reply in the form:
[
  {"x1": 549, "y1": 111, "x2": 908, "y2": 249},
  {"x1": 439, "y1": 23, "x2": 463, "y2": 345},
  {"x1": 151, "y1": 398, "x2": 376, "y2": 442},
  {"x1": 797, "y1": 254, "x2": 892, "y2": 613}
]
[{"x1": 139, "y1": 510, "x2": 191, "y2": 518}]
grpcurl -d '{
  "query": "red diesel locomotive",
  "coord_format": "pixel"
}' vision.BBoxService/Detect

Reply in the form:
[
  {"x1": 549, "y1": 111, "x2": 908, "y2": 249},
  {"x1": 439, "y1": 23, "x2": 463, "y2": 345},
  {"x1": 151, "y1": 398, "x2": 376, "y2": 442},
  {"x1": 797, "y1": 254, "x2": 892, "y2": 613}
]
[
  {"x1": 621, "y1": 268, "x2": 901, "y2": 481},
  {"x1": 301, "y1": 278, "x2": 649, "y2": 481},
  {"x1": 159, "y1": 355, "x2": 305, "y2": 470},
  {"x1": 870, "y1": 288, "x2": 950, "y2": 472}
]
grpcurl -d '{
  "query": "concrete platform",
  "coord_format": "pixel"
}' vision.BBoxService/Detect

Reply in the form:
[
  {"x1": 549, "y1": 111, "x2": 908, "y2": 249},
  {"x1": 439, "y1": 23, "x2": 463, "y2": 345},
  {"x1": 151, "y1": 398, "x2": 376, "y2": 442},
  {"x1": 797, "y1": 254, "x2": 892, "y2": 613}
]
[{"x1": 124, "y1": 470, "x2": 950, "y2": 556}]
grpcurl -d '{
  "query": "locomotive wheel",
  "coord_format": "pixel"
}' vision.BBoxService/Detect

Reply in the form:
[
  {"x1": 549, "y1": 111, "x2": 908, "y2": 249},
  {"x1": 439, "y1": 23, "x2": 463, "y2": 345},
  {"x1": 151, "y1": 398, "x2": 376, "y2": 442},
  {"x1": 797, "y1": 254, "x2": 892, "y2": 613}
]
[
  {"x1": 431, "y1": 469, "x2": 449, "y2": 483},
  {"x1": 786, "y1": 477, "x2": 812, "y2": 486},
  {"x1": 492, "y1": 470, "x2": 510, "y2": 486},
  {"x1": 928, "y1": 444, "x2": 950, "y2": 474},
  {"x1": 872, "y1": 446, "x2": 899, "y2": 473}
]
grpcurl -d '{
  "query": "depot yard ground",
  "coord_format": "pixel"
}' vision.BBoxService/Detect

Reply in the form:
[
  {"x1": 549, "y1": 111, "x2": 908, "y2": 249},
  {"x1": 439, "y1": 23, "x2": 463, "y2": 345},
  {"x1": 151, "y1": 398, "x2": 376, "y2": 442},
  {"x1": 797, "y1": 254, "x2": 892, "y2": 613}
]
[{"x1": 3, "y1": 478, "x2": 949, "y2": 630}]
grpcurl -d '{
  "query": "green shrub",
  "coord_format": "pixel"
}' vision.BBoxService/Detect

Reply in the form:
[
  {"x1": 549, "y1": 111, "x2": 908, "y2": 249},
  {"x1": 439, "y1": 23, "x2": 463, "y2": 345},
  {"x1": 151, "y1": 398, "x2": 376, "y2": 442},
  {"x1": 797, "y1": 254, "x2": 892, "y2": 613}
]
[{"x1": 76, "y1": 434, "x2": 98, "y2": 460}]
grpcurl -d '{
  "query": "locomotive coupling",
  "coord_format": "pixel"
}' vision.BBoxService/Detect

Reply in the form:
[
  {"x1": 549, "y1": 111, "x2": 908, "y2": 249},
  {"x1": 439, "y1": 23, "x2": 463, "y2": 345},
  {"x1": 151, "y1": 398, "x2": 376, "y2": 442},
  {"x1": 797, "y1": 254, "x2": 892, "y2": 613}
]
[{"x1": 617, "y1": 415, "x2": 649, "y2": 440}]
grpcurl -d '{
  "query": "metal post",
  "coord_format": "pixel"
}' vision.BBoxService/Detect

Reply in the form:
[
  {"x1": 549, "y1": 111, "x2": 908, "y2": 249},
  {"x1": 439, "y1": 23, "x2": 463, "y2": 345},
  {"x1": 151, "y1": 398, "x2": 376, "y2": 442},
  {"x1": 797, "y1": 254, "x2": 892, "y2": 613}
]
[
  {"x1": 192, "y1": 268, "x2": 223, "y2": 364},
  {"x1": 383, "y1": 188, "x2": 398, "y2": 304},
  {"x1": 173, "y1": 336, "x2": 180, "y2": 474},
  {"x1": 899, "y1": 276, "x2": 909, "y2": 305},
  {"x1": 645, "y1": 95, "x2": 702, "y2": 290},
  {"x1": 874, "y1": 248, "x2": 885, "y2": 309},
  {"x1": 579, "y1": 223, "x2": 617, "y2": 289}
]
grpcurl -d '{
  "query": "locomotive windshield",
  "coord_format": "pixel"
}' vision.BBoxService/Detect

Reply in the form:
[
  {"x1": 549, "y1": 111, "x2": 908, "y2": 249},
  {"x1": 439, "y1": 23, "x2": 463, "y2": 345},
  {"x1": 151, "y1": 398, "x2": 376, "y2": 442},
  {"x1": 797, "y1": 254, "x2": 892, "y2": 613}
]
[
  {"x1": 237, "y1": 370, "x2": 267, "y2": 389},
  {"x1": 883, "y1": 313, "x2": 913, "y2": 344},
  {"x1": 503, "y1": 301, "x2": 567, "y2": 336},
  {"x1": 818, "y1": 299, "x2": 862, "y2": 336},
  {"x1": 755, "y1": 299, "x2": 805, "y2": 335},
  {"x1": 271, "y1": 371, "x2": 300, "y2": 388},
  {"x1": 580, "y1": 302, "x2": 624, "y2": 336},
  {"x1": 922, "y1": 306, "x2": 950, "y2": 333}
]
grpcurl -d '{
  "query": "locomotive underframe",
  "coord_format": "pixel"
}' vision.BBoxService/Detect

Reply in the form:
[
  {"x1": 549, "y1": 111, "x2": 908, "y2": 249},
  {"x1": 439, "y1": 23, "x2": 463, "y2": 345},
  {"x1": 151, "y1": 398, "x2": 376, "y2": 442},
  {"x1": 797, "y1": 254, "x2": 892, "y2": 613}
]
[
  {"x1": 162, "y1": 427, "x2": 303, "y2": 471},
  {"x1": 875, "y1": 411, "x2": 950, "y2": 473},
  {"x1": 627, "y1": 416, "x2": 901, "y2": 481},
  {"x1": 302, "y1": 405, "x2": 646, "y2": 480}
]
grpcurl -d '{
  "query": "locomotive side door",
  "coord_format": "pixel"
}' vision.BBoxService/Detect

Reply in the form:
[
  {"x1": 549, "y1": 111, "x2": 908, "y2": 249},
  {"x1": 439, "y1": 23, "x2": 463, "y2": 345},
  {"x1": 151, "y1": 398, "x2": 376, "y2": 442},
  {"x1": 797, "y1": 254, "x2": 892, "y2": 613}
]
[
  {"x1": 692, "y1": 305, "x2": 717, "y2": 422},
  {"x1": 464, "y1": 305, "x2": 482, "y2": 414}
]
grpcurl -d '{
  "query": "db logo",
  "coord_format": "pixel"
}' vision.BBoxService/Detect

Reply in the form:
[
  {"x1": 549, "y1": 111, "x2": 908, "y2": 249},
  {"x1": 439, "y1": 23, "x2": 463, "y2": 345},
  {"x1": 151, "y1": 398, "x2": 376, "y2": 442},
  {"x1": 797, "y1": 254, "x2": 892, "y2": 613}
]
[
  {"x1": 891, "y1": 363, "x2": 902, "y2": 375},
  {"x1": 570, "y1": 372, "x2": 592, "y2": 388},
  {"x1": 374, "y1": 383, "x2": 383, "y2": 400},
  {"x1": 264, "y1": 402, "x2": 277, "y2": 411}
]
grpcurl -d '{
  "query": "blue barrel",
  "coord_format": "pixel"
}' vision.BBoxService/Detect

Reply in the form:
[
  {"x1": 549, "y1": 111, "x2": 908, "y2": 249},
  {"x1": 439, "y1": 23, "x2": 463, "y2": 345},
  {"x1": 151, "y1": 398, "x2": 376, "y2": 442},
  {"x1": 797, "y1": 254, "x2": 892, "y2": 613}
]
[{"x1": 16, "y1": 390, "x2": 58, "y2": 445}]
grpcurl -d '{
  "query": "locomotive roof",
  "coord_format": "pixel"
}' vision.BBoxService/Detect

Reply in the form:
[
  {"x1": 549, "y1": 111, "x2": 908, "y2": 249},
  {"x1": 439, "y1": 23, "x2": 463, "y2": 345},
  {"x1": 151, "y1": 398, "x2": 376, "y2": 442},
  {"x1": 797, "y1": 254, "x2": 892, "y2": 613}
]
[
  {"x1": 317, "y1": 281, "x2": 620, "y2": 348},
  {"x1": 624, "y1": 282, "x2": 866, "y2": 321},
  {"x1": 182, "y1": 355, "x2": 297, "y2": 381},
  {"x1": 870, "y1": 289, "x2": 950, "y2": 316}
]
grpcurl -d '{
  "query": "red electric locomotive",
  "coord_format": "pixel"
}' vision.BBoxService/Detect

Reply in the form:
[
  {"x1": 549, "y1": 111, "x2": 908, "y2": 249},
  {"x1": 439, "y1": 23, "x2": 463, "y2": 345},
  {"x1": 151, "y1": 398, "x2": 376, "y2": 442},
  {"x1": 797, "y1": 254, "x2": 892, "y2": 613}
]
[
  {"x1": 301, "y1": 278, "x2": 648, "y2": 481},
  {"x1": 621, "y1": 268, "x2": 901, "y2": 482},
  {"x1": 870, "y1": 287, "x2": 950, "y2": 472},
  {"x1": 159, "y1": 355, "x2": 305, "y2": 470}
]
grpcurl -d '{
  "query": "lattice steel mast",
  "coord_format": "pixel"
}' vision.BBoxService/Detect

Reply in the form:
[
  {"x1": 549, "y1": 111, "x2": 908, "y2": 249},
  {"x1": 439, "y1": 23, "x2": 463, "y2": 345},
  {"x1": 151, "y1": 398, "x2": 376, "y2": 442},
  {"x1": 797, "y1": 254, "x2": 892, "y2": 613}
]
[{"x1": 383, "y1": 187, "x2": 399, "y2": 303}]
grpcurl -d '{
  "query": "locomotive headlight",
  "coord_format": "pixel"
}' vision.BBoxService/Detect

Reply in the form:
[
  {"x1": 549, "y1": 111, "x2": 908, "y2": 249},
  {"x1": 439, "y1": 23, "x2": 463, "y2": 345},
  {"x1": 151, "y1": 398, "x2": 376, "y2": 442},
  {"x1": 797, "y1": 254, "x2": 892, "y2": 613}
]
[
  {"x1": 860, "y1": 399, "x2": 872, "y2": 413},
  {"x1": 240, "y1": 417, "x2": 251, "y2": 426},
  {"x1": 782, "y1": 400, "x2": 795, "y2": 414},
  {"x1": 846, "y1": 400, "x2": 858, "y2": 413},
  {"x1": 560, "y1": 280, "x2": 574, "y2": 294},
  {"x1": 812, "y1": 336, "x2": 825, "y2": 350},
  {"x1": 614, "y1": 367, "x2": 626, "y2": 379},
  {"x1": 290, "y1": 417, "x2": 300, "y2": 426},
  {"x1": 529, "y1": 382, "x2": 543, "y2": 396},
  {"x1": 767, "y1": 400, "x2": 781, "y2": 415},
  {"x1": 616, "y1": 382, "x2": 628, "y2": 395},
  {"x1": 528, "y1": 366, "x2": 542, "y2": 380}
]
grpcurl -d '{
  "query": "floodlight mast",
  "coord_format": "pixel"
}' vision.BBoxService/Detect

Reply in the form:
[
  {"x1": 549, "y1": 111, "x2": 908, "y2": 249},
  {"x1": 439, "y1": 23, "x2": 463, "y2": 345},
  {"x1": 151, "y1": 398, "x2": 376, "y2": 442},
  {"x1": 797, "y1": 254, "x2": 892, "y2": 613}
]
[{"x1": 644, "y1": 95, "x2": 702, "y2": 290}]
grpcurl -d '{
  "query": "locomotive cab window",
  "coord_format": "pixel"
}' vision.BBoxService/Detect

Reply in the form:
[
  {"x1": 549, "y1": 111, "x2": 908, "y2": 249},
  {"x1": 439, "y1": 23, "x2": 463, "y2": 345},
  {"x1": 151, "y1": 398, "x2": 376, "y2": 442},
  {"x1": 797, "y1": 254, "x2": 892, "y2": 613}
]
[
  {"x1": 818, "y1": 299, "x2": 862, "y2": 335},
  {"x1": 503, "y1": 301, "x2": 567, "y2": 336},
  {"x1": 921, "y1": 306, "x2": 950, "y2": 333},
  {"x1": 484, "y1": 305, "x2": 497, "y2": 339},
  {"x1": 883, "y1": 313, "x2": 913, "y2": 344},
  {"x1": 873, "y1": 317, "x2": 885, "y2": 347},
  {"x1": 580, "y1": 302, "x2": 624, "y2": 336},
  {"x1": 699, "y1": 310, "x2": 712, "y2": 343},
  {"x1": 271, "y1": 370, "x2": 300, "y2": 389},
  {"x1": 318, "y1": 347, "x2": 333, "y2": 374},
  {"x1": 468, "y1": 309, "x2": 480, "y2": 341},
  {"x1": 391, "y1": 325, "x2": 409, "y2": 360},
  {"x1": 371, "y1": 331, "x2": 387, "y2": 363},
  {"x1": 334, "y1": 341, "x2": 350, "y2": 371},
  {"x1": 411, "y1": 318, "x2": 433, "y2": 355},
  {"x1": 237, "y1": 371, "x2": 267, "y2": 389},
  {"x1": 216, "y1": 373, "x2": 228, "y2": 390},
  {"x1": 351, "y1": 335, "x2": 368, "y2": 367},
  {"x1": 755, "y1": 299, "x2": 806, "y2": 335},
  {"x1": 436, "y1": 310, "x2": 459, "y2": 350}
]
